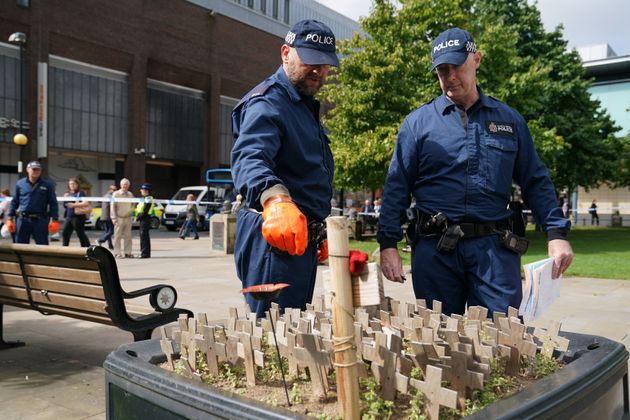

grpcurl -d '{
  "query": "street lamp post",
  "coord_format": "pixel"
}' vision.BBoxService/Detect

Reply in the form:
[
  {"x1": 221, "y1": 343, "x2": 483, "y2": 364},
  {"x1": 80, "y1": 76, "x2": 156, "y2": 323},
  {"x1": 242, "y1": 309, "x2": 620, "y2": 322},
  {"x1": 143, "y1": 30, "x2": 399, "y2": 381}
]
[{"x1": 8, "y1": 32, "x2": 28, "y2": 173}]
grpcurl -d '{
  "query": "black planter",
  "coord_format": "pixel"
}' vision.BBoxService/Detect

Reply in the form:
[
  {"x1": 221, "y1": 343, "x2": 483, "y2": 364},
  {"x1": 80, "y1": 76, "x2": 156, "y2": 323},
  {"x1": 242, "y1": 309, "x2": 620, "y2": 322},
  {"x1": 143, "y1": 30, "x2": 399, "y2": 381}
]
[{"x1": 104, "y1": 332, "x2": 629, "y2": 419}]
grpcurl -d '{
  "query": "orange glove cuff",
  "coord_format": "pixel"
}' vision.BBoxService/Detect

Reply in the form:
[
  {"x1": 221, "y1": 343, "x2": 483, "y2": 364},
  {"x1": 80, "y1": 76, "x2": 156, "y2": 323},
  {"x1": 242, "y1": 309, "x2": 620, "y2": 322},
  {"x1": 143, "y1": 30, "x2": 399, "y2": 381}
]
[
  {"x1": 263, "y1": 194, "x2": 293, "y2": 208},
  {"x1": 6, "y1": 220, "x2": 16, "y2": 233}
]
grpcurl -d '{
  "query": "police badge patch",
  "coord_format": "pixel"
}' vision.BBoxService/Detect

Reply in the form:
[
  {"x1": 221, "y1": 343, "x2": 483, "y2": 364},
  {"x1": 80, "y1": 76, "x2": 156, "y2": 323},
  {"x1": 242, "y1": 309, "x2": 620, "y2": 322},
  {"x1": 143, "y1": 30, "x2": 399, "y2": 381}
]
[{"x1": 485, "y1": 121, "x2": 514, "y2": 137}]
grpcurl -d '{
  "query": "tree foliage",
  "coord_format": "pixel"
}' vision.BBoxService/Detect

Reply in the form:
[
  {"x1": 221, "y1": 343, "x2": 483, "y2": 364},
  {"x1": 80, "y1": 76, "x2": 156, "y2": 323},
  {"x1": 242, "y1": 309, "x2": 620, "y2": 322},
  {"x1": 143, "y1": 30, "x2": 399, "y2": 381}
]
[{"x1": 320, "y1": 0, "x2": 627, "y2": 192}]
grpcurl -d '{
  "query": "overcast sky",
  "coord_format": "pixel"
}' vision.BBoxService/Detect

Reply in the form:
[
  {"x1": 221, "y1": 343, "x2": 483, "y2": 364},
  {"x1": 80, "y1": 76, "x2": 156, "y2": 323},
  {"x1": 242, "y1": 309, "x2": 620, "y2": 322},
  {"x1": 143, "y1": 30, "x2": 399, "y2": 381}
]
[{"x1": 316, "y1": 0, "x2": 630, "y2": 56}]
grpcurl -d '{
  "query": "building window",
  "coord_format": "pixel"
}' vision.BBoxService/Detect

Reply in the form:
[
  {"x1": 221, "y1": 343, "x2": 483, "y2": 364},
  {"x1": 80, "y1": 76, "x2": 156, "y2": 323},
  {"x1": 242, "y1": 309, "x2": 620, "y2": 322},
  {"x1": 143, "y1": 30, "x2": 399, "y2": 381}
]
[
  {"x1": 272, "y1": 0, "x2": 278, "y2": 18},
  {"x1": 260, "y1": 0, "x2": 266, "y2": 14},
  {"x1": 248, "y1": 0, "x2": 254, "y2": 8},
  {"x1": 219, "y1": 97, "x2": 239, "y2": 166},
  {"x1": 16, "y1": 0, "x2": 29, "y2": 8},
  {"x1": 283, "y1": 0, "x2": 290, "y2": 24}
]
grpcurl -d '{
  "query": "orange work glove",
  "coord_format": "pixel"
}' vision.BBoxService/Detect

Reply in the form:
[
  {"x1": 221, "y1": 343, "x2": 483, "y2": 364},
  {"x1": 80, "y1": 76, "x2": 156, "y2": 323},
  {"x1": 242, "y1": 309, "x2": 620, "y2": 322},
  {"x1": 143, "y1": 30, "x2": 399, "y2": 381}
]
[
  {"x1": 349, "y1": 250, "x2": 369, "y2": 275},
  {"x1": 48, "y1": 220, "x2": 60, "y2": 234},
  {"x1": 261, "y1": 195, "x2": 308, "y2": 256},
  {"x1": 317, "y1": 239, "x2": 328, "y2": 263},
  {"x1": 6, "y1": 219, "x2": 16, "y2": 233}
]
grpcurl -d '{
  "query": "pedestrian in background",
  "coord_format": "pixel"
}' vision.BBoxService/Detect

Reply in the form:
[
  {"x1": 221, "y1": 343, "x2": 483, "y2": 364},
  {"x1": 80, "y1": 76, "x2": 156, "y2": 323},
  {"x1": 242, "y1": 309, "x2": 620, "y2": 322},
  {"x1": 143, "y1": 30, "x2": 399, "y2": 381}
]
[
  {"x1": 61, "y1": 178, "x2": 91, "y2": 247},
  {"x1": 96, "y1": 184, "x2": 116, "y2": 249},
  {"x1": 0, "y1": 189, "x2": 14, "y2": 241},
  {"x1": 7, "y1": 161, "x2": 59, "y2": 245},
  {"x1": 179, "y1": 194, "x2": 199, "y2": 240},
  {"x1": 589, "y1": 199, "x2": 599, "y2": 226},
  {"x1": 135, "y1": 183, "x2": 154, "y2": 258},
  {"x1": 111, "y1": 178, "x2": 134, "y2": 258}
]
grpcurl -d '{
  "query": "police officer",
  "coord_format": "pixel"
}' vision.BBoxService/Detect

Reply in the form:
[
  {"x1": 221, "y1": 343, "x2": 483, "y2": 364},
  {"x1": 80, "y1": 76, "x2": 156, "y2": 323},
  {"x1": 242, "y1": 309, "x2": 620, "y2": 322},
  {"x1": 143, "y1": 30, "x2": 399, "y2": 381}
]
[
  {"x1": 231, "y1": 19, "x2": 338, "y2": 318},
  {"x1": 377, "y1": 28, "x2": 574, "y2": 316},
  {"x1": 135, "y1": 182, "x2": 154, "y2": 259},
  {"x1": 7, "y1": 161, "x2": 59, "y2": 245}
]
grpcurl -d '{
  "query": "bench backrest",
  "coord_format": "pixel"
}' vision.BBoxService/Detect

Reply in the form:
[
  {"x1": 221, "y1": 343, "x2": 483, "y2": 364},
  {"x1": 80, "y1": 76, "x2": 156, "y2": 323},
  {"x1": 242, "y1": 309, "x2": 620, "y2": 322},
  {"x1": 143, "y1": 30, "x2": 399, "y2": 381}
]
[{"x1": 0, "y1": 244, "x2": 120, "y2": 325}]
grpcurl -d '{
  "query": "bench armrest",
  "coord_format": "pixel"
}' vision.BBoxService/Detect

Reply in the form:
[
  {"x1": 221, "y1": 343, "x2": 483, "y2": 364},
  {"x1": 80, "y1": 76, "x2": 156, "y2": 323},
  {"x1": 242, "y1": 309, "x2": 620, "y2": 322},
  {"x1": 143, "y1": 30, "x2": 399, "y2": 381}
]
[{"x1": 123, "y1": 285, "x2": 178, "y2": 312}]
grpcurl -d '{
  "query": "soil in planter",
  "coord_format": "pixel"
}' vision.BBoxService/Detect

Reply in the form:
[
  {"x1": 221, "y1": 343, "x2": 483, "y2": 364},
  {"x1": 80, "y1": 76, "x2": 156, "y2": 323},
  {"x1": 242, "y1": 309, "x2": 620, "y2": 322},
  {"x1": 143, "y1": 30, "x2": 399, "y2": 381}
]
[{"x1": 159, "y1": 341, "x2": 562, "y2": 419}]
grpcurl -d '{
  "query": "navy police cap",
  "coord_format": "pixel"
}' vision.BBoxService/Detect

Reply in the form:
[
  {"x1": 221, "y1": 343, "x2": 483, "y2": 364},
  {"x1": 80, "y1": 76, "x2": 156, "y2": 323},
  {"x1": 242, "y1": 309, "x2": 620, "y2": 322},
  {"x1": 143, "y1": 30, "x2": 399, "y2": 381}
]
[
  {"x1": 285, "y1": 19, "x2": 339, "y2": 67},
  {"x1": 140, "y1": 182, "x2": 152, "y2": 191},
  {"x1": 431, "y1": 27, "x2": 477, "y2": 70}
]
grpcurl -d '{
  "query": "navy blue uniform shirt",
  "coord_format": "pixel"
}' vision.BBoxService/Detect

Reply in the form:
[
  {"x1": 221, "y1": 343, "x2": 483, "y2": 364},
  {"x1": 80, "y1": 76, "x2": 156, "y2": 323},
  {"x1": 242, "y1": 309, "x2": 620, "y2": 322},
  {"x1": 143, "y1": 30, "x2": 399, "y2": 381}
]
[
  {"x1": 378, "y1": 88, "x2": 569, "y2": 248},
  {"x1": 231, "y1": 66, "x2": 334, "y2": 222},
  {"x1": 9, "y1": 177, "x2": 59, "y2": 220}
]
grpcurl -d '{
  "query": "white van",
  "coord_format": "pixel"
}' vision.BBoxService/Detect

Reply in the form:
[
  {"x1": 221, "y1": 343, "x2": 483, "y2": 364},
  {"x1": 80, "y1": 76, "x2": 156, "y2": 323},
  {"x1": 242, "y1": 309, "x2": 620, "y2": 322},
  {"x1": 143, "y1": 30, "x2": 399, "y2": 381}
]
[{"x1": 161, "y1": 184, "x2": 232, "y2": 231}]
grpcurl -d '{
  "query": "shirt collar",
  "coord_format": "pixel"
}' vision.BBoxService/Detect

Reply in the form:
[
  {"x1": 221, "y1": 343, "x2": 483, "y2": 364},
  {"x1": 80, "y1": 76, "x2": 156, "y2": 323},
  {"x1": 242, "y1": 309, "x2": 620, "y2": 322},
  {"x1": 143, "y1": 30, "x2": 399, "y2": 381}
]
[
  {"x1": 436, "y1": 86, "x2": 498, "y2": 115},
  {"x1": 273, "y1": 66, "x2": 303, "y2": 103}
]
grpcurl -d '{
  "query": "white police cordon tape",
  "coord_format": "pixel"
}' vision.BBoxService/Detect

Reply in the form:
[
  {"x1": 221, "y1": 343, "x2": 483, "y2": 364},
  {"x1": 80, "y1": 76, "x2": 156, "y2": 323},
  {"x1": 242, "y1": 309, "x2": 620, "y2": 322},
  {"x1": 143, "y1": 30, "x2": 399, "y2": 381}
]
[
  {"x1": 0, "y1": 196, "x2": 224, "y2": 206},
  {"x1": 1, "y1": 197, "x2": 629, "y2": 212}
]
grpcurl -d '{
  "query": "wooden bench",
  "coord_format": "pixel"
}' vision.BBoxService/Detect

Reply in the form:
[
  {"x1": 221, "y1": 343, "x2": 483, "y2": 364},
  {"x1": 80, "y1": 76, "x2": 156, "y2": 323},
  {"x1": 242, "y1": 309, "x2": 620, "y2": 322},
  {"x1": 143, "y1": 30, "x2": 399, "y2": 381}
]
[{"x1": 0, "y1": 243, "x2": 193, "y2": 348}]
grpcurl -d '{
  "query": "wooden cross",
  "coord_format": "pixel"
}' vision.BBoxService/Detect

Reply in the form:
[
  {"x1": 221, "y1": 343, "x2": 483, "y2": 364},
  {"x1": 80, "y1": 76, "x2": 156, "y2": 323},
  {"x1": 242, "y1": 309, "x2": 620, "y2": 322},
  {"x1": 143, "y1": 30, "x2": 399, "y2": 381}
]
[
  {"x1": 226, "y1": 307, "x2": 239, "y2": 335},
  {"x1": 199, "y1": 325, "x2": 220, "y2": 375},
  {"x1": 390, "y1": 299, "x2": 400, "y2": 318},
  {"x1": 498, "y1": 320, "x2": 537, "y2": 358},
  {"x1": 439, "y1": 349, "x2": 484, "y2": 408},
  {"x1": 370, "y1": 347, "x2": 398, "y2": 401},
  {"x1": 226, "y1": 334, "x2": 240, "y2": 365},
  {"x1": 464, "y1": 325, "x2": 493, "y2": 364},
  {"x1": 416, "y1": 299, "x2": 427, "y2": 311},
  {"x1": 497, "y1": 319, "x2": 537, "y2": 375},
  {"x1": 159, "y1": 327, "x2": 175, "y2": 370},
  {"x1": 313, "y1": 294, "x2": 325, "y2": 312},
  {"x1": 196, "y1": 312, "x2": 208, "y2": 328},
  {"x1": 397, "y1": 354, "x2": 413, "y2": 377},
  {"x1": 432, "y1": 300, "x2": 443, "y2": 315},
  {"x1": 534, "y1": 321, "x2": 570, "y2": 357},
  {"x1": 379, "y1": 309, "x2": 391, "y2": 326},
  {"x1": 492, "y1": 311, "x2": 506, "y2": 327},
  {"x1": 369, "y1": 319, "x2": 383, "y2": 333},
  {"x1": 286, "y1": 331, "x2": 299, "y2": 377},
  {"x1": 409, "y1": 365, "x2": 458, "y2": 420},
  {"x1": 507, "y1": 306, "x2": 519, "y2": 319},
  {"x1": 293, "y1": 333, "x2": 331, "y2": 399},
  {"x1": 237, "y1": 331, "x2": 256, "y2": 386},
  {"x1": 467, "y1": 306, "x2": 488, "y2": 321},
  {"x1": 455, "y1": 343, "x2": 490, "y2": 379},
  {"x1": 356, "y1": 309, "x2": 370, "y2": 330}
]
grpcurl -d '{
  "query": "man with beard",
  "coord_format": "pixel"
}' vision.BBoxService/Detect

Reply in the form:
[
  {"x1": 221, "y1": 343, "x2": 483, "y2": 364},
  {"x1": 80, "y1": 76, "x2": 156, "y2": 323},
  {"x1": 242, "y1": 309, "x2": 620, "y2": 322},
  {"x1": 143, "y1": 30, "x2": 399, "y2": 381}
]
[{"x1": 231, "y1": 20, "x2": 338, "y2": 317}]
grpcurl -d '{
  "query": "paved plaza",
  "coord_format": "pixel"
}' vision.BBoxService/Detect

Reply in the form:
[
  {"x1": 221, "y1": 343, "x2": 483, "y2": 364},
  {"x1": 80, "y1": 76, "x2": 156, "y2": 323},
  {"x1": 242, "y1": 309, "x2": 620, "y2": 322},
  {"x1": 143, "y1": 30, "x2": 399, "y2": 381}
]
[{"x1": 1, "y1": 230, "x2": 629, "y2": 419}]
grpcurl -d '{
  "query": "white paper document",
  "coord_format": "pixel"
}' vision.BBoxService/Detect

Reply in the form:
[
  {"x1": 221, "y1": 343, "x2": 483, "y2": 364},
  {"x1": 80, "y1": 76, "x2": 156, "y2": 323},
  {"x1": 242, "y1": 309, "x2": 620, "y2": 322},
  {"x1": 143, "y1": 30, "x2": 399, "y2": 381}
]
[{"x1": 519, "y1": 258, "x2": 561, "y2": 320}]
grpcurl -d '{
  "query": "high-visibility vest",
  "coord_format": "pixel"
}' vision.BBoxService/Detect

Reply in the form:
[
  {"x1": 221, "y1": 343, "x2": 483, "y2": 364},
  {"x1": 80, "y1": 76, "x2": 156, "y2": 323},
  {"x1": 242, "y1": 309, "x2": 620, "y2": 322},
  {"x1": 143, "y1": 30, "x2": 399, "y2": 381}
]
[{"x1": 135, "y1": 196, "x2": 154, "y2": 216}]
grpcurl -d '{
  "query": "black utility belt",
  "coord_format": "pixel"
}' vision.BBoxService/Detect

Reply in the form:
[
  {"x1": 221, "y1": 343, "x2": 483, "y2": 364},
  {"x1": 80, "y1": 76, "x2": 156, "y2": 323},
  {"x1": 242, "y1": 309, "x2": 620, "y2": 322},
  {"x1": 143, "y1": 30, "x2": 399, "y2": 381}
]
[
  {"x1": 17, "y1": 212, "x2": 47, "y2": 219},
  {"x1": 405, "y1": 210, "x2": 528, "y2": 255}
]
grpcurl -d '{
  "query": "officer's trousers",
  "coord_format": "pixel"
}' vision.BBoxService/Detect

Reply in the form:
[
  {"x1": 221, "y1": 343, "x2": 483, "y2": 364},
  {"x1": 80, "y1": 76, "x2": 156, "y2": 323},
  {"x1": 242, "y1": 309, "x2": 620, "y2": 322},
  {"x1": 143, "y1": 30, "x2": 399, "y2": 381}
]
[
  {"x1": 411, "y1": 234, "x2": 521, "y2": 316},
  {"x1": 16, "y1": 218, "x2": 49, "y2": 245},
  {"x1": 234, "y1": 210, "x2": 318, "y2": 318},
  {"x1": 139, "y1": 218, "x2": 151, "y2": 257}
]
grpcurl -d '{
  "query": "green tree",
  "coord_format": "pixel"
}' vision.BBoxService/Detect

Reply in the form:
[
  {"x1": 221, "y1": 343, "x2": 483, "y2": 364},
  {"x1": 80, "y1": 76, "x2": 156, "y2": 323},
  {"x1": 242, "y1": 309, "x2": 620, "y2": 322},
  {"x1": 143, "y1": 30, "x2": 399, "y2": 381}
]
[{"x1": 321, "y1": 0, "x2": 626, "y2": 192}]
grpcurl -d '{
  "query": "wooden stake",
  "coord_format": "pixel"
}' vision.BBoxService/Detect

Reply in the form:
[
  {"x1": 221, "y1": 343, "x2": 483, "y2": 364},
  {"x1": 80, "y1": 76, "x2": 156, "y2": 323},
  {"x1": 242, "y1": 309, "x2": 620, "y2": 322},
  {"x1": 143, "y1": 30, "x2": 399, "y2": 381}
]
[{"x1": 326, "y1": 216, "x2": 360, "y2": 420}]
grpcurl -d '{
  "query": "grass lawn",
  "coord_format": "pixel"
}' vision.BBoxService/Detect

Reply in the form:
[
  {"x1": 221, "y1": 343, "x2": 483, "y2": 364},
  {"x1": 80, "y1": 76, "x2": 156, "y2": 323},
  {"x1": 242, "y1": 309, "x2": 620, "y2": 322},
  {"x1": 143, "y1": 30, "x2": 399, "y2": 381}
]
[{"x1": 349, "y1": 227, "x2": 630, "y2": 280}]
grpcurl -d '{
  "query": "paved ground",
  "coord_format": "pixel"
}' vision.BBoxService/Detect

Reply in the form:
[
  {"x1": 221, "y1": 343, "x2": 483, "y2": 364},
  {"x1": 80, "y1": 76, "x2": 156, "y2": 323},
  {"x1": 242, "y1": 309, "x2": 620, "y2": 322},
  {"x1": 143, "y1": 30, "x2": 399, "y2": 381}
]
[{"x1": 1, "y1": 229, "x2": 629, "y2": 419}]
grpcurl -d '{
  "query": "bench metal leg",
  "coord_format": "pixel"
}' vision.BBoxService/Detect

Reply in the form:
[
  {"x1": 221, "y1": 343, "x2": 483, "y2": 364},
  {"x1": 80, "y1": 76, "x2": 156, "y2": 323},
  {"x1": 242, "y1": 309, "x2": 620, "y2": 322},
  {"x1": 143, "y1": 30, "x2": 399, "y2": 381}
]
[
  {"x1": 0, "y1": 304, "x2": 25, "y2": 350},
  {"x1": 132, "y1": 329, "x2": 153, "y2": 342}
]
